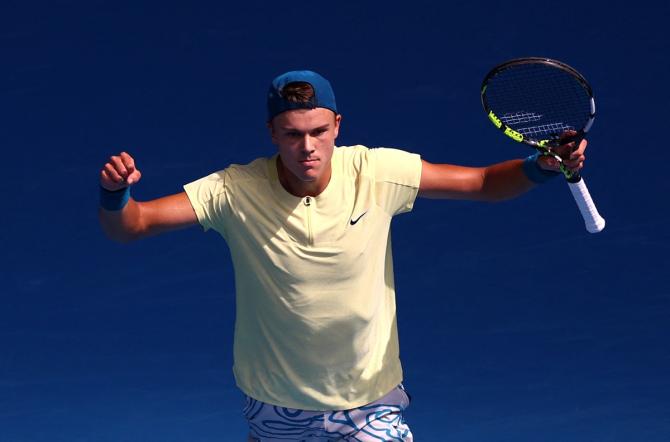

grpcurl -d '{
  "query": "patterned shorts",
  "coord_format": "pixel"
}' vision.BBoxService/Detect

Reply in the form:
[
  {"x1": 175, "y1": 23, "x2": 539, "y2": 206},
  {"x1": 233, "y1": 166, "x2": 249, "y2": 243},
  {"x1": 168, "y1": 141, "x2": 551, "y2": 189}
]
[{"x1": 244, "y1": 385, "x2": 413, "y2": 442}]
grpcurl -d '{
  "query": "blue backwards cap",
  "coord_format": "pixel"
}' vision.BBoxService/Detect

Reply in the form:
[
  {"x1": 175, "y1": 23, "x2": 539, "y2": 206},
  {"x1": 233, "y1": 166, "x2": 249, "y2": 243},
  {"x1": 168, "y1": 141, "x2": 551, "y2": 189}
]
[{"x1": 267, "y1": 70, "x2": 337, "y2": 121}]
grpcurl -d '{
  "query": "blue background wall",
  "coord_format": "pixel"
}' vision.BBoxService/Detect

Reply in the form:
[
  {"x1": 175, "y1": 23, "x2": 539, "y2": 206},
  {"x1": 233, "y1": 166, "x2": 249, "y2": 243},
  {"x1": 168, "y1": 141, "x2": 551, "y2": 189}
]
[{"x1": 2, "y1": 1, "x2": 668, "y2": 440}]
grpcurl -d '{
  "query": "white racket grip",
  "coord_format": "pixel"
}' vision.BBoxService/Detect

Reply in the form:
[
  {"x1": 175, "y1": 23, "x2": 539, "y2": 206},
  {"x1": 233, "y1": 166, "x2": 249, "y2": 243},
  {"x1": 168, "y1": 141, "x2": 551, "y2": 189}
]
[{"x1": 567, "y1": 178, "x2": 606, "y2": 233}]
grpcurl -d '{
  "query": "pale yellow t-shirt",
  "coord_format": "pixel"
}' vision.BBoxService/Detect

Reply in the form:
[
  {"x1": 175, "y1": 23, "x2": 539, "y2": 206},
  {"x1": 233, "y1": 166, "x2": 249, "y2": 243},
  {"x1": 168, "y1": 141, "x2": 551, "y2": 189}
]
[{"x1": 183, "y1": 145, "x2": 422, "y2": 410}]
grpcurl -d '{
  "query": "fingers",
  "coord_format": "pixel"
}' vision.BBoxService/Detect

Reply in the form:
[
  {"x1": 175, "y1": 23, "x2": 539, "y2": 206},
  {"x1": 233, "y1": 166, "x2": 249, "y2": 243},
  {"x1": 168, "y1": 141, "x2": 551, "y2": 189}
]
[
  {"x1": 559, "y1": 138, "x2": 587, "y2": 173},
  {"x1": 539, "y1": 135, "x2": 588, "y2": 175},
  {"x1": 100, "y1": 151, "x2": 141, "y2": 190},
  {"x1": 126, "y1": 168, "x2": 142, "y2": 185},
  {"x1": 103, "y1": 163, "x2": 124, "y2": 183},
  {"x1": 110, "y1": 152, "x2": 134, "y2": 180},
  {"x1": 118, "y1": 152, "x2": 140, "y2": 185},
  {"x1": 537, "y1": 154, "x2": 560, "y2": 171}
]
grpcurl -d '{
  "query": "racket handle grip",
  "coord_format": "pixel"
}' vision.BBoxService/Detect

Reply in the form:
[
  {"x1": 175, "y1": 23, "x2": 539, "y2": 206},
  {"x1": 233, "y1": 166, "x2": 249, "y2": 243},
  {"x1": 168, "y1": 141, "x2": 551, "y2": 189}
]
[{"x1": 567, "y1": 177, "x2": 606, "y2": 233}]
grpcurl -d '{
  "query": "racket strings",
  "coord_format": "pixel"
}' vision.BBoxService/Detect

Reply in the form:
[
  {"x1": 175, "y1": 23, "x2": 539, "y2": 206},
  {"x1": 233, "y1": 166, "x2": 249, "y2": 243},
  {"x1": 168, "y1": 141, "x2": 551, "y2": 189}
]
[
  {"x1": 499, "y1": 111, "x2": 542, "y2": 125},
  {"x1": 485, "y1": 63, "x2": 592, "y2": 141},
  {"x1": 515, "y1": 122, "x2": 574, "y2": 138}
]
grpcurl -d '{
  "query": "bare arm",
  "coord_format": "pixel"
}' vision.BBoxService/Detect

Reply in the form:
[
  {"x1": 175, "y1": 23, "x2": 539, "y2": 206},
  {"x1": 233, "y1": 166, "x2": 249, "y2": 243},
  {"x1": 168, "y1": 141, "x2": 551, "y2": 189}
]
[
  {"x1": 99, "y1": 192, "x2": 198, "y2": 242},
  {"x1": 418, "y1": 159, "x2": 533, "y2": 201},
  {"x1": 418, "y1": 139, "x2": 587, "y2": 201},
  {"x1": 98, "y1": 152, "x2": 199, "y2": 242}
]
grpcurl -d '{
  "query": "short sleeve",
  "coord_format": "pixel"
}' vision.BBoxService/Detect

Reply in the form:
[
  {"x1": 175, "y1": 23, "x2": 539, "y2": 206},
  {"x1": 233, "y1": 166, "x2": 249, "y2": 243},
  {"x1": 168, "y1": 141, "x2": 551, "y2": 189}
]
[
  {"x1": 183, "y1": 170, "x2": 228, "y2": 233},
  {"x1": 372, "y1": 148, "x2": 422, "y2": 216}
]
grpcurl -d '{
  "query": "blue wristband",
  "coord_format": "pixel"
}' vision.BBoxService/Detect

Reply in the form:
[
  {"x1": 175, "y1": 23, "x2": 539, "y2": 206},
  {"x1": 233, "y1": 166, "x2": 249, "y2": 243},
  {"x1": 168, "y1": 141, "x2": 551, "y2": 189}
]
[
  {"x1": 522, "y1": 153, "x2": 561, "y2": 184},
  {"x1": 100, "y1": 186, "x2": 131, "y2": 211}
]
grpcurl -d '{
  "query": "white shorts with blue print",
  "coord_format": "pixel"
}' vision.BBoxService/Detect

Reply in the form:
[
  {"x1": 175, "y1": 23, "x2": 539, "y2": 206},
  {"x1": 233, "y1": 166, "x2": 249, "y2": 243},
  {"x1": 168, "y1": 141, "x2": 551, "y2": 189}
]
[{"x1": 244, "y1": 385, "x2": 413, "y2": 442}]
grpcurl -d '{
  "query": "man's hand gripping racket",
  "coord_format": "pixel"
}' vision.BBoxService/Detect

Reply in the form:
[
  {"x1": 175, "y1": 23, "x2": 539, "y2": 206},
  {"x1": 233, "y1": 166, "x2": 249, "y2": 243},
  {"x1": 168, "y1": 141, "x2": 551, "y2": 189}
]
[{"x1": 481, "y1": 57, "x2": 606, "y2": 233}]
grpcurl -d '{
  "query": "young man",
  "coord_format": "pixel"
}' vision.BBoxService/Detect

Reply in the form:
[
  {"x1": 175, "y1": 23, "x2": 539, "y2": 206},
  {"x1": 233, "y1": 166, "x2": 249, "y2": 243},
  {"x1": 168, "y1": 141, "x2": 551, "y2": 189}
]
[{"x1": 99, "y1": 71, "x2": 586, "y2": 441}]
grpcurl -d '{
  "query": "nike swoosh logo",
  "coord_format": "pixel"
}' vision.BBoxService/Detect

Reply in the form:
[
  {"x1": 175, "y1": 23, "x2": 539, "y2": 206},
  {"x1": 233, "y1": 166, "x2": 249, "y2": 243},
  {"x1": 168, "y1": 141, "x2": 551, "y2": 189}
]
[{"x1": 350, "y1": 211, "x2": 368, "y2": 225}]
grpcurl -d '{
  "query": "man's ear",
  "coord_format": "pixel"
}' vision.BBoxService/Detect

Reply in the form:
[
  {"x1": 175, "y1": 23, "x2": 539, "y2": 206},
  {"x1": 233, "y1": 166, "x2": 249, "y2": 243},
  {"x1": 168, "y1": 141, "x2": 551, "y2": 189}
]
[
  {"x1": 267, "y1": 121, "x2": 278, "y2": 145},
  {"x1": 333, "y1": 114, "x2": 342, "y2": 139}
]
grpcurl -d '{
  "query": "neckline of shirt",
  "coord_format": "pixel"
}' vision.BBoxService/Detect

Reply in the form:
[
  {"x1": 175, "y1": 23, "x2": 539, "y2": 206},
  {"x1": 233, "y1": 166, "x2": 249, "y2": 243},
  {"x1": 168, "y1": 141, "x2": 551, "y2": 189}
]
[{"x1": 266, "y1": 149, "x2": 341, "y2": 206}]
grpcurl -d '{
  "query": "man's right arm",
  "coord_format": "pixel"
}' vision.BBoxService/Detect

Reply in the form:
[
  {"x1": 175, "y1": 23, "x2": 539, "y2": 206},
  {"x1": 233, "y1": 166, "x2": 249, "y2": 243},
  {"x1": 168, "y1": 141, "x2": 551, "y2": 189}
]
[{"x1": 99, "y1": 152, "x2": 199, "y2": 242}]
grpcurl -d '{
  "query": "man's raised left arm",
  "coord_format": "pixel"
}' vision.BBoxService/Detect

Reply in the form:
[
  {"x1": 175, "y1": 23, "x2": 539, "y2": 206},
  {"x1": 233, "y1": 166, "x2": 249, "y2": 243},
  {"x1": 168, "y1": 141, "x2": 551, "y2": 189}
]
[{"x1": 418, "y1": 138, "x2": 587, "y2": 201}]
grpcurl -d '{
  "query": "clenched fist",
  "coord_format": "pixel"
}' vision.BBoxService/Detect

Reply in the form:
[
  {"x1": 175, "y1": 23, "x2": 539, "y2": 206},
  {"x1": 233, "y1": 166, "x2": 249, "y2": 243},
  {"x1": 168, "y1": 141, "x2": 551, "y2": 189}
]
[
  {"x1": 100, "y1": 152, "x2": 142, "y2": 191},
  {"x1": 537, "y1": 131, "x2": 587, "y2": 175}
]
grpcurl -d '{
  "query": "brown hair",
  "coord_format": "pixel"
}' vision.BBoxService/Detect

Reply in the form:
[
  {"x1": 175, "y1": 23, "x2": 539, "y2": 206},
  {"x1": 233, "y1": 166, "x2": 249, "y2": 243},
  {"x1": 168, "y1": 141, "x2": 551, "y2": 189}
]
[{"x1": 280, "y1": 82, "x2": 315, "y2": 103}]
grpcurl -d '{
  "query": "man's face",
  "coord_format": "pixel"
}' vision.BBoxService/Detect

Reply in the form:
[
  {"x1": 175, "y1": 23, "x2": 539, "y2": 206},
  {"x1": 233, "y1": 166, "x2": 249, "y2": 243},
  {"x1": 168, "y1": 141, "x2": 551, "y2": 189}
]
[{"x1": 269, "y1": 108, "x2": 341, "y2": 191}]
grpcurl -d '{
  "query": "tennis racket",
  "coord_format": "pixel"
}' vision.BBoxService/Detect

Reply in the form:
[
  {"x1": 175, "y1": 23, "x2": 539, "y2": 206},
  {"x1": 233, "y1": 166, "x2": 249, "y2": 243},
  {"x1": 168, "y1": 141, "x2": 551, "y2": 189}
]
[{"x1": 481, "y1": 57, "x2": 606, "y2": 233}]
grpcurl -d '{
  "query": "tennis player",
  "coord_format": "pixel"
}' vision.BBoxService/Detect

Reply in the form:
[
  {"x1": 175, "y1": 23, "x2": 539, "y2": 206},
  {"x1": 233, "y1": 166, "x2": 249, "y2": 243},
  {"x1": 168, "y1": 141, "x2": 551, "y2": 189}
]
[{"x1": 99, "y1": 70, "x2": 586, "y2": 441}]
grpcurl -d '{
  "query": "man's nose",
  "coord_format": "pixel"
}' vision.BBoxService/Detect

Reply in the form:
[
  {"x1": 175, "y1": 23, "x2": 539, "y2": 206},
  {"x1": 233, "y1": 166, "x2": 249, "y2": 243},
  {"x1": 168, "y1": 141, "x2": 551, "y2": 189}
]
[{"x1": 300, "y1": 134, "x2": 316, "y2": 152}]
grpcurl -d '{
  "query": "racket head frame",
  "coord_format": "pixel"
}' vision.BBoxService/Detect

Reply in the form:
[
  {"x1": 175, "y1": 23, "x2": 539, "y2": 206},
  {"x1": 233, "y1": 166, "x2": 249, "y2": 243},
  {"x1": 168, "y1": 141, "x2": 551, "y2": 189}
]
[{"x1": 480, "y1": 57, "x2": 596, "y2": 181}]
